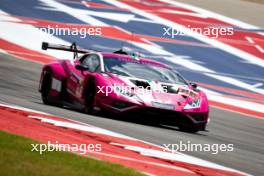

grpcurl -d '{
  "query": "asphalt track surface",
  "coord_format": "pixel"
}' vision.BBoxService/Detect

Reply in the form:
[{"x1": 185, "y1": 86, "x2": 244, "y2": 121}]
[{"x1": 0, "y1": 53, "x2": 263, "y2": 175}]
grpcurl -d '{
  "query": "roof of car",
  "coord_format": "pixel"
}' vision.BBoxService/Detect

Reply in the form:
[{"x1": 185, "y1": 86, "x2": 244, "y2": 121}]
[{"x1": 101, "y1": 52, "x2": 169, "y2": 68}]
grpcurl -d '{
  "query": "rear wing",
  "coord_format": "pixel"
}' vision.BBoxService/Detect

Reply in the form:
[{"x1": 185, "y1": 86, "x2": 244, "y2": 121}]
[{"x1": 42, "y1": 42, "x2": 93, "y2": 59}]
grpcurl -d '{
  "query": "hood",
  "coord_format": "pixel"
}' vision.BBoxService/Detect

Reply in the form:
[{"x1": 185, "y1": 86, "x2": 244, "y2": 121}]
[{"x1": 108, "y1": 74, "x2": 201, "y2": 110}]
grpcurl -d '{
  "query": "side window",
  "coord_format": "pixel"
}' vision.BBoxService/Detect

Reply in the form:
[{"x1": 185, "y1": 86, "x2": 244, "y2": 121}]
[{"x1": 81, "y1": 54, "x2": 100, "y2": 72}]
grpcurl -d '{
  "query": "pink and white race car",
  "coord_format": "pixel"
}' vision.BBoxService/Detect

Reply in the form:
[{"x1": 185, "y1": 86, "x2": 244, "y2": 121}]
[{"x1": 39, "y1": 42, "x2": 209, "y2": 132}]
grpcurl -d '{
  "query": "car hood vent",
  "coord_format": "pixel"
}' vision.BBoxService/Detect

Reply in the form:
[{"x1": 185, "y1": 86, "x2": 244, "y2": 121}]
[
  {"x1": 161, "y1": 84, "x2": 178, "y2": 94},
  {"x1": 130, "y1": 79, "x2": 151, "y2": 90}
]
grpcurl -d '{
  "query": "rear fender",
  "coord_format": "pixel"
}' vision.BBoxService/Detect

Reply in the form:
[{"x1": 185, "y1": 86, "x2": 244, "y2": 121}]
[{"x1": 39, "y1": 62, "x2": 67, "y2": 93}]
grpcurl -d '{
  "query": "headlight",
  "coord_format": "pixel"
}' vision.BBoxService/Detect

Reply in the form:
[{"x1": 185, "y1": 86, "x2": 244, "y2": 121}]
[{"x1": 184, "y1": 99, "x2": 201, "y2": 109}]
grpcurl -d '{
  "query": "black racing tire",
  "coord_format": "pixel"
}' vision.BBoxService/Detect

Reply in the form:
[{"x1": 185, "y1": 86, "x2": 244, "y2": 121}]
[
  {"x1": 41, "y1": 69, "x2": 65, "y2": 107},
  {"x1": 178, "y1": 118, "x2": 199, "y2": 133},
  {"x1": 41, "y1": 69, "x2": 52, "y2": 105},
  {"x1": 178, "y1": 125, "x2": 199, "y2": 133},
  {"x1": 84, "y1": 78, "x2": 96, "y2": 114}
]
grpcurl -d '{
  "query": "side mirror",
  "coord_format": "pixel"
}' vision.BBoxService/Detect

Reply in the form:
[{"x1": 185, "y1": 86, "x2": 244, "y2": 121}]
[
  {"x1": 190, "y1": 82, "x2": 198, "y2": 89},
  {"x1": 75, "y1": 64, "x2": 89, "y2": 71}
]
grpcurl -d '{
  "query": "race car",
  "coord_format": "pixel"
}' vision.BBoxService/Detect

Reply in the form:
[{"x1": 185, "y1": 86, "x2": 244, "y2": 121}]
[{"x1": 39, "y1": 42, "x2": 209, "y2": 132}]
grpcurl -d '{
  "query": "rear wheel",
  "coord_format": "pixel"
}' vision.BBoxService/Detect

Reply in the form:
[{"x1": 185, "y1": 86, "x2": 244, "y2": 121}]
[
  {"x1": 41, "y1": 69, "x2": 52, "y2": 105},
  {"x1": 41, "y1": 69, "x2": 64, "y2": 106}
]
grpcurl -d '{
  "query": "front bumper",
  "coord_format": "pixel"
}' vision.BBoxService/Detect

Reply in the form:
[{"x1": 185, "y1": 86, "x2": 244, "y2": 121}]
[{"x1": 96, "y1": 96, "x2": 209, "y2": 127}]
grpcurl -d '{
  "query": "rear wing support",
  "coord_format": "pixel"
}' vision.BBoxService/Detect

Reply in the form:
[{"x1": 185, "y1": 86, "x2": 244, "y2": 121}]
[{"x1": 42, "y1": 42, "x2": 93, "y2": 59}]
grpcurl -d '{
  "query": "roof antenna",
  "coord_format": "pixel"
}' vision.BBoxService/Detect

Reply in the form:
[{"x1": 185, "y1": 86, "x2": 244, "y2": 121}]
[
  {"x1": 130, "y1": 31, "x2": 140, "y2": 60},
  {"x1": 121, "y1": 40, "x2": 125, "y2": 52},
  {"x1": 114, "y1": 40, "x2": 128, "y2": 55}
]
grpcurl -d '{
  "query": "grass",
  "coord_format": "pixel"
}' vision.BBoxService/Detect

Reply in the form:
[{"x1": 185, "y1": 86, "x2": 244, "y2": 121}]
[{"x1": 0, "y1": 131, "x2": 145, "y2": 176}]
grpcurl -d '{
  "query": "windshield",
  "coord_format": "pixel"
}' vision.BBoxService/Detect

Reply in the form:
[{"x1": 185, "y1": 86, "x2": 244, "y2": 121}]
[{"x1": 104, "y1": 57, "x2": 187, "y2": 85}]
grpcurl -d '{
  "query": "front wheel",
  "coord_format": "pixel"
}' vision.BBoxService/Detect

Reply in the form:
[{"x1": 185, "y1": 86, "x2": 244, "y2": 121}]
[
  {"x1": 178, "y1": 124, "x2": 199, "y2": 133},
  {"x1": 178, "y1": 117, "x2": 200, "y2": 133},
  {"x1": 84, "y1": 79, "x2": 96, "y2": 114}
]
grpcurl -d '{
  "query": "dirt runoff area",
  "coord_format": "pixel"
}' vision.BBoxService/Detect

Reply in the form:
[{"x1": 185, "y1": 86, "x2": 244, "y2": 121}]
[
  {"x1": 173, "y1": 0, "x2": 264, "y2": 28},
  {"x1": 243, "y1": 0, "x2": 264, "y2": 4}
]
